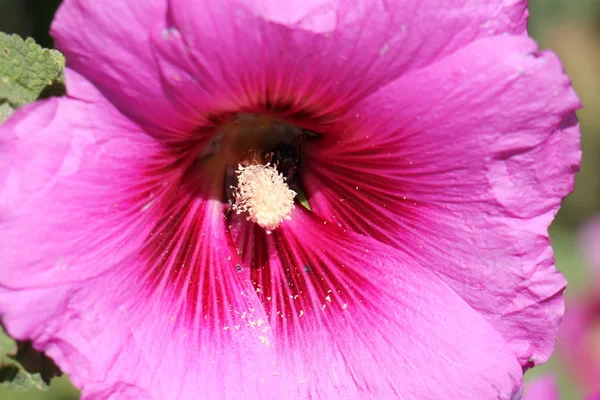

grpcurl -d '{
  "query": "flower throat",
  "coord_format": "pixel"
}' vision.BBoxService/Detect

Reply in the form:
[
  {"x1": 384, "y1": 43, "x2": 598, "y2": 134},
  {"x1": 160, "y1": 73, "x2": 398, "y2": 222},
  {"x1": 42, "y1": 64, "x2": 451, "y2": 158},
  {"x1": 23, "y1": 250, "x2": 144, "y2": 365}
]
[{"x1": 200, "y1": 113, "x2": 306, "y2": 233}]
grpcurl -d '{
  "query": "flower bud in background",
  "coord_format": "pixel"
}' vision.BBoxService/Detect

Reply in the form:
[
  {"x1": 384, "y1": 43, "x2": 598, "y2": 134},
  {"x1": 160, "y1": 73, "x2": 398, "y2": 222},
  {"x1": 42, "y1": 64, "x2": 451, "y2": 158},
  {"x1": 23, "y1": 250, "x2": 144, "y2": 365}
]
[
  {"x1": 523, "y1": 375, "x2": 560, "y2": 400},
  {"x1": 558, "y1": 215, "x2": 600, "y2": 396}
]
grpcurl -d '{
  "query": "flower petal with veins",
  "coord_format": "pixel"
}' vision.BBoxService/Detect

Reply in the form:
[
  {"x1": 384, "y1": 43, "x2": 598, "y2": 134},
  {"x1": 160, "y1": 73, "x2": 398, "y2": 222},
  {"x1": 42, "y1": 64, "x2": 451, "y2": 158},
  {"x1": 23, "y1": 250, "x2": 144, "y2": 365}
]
[
  {"x1": 303, "y1": 35, "x2": 578, "y2": 367},
  {"x1": 230, "y1": 207, "x2": 524, "y2": 399},
  {"x1": 0, "y1": 71, "x2": 276, "y2": 399}
]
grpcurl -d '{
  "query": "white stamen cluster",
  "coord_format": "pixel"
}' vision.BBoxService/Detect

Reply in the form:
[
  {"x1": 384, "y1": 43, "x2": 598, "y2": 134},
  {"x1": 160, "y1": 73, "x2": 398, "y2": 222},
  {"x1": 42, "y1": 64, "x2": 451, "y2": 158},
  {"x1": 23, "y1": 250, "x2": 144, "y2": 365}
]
[{"x1": 232, "y1": 164, "x2": 296, "y2": 233}]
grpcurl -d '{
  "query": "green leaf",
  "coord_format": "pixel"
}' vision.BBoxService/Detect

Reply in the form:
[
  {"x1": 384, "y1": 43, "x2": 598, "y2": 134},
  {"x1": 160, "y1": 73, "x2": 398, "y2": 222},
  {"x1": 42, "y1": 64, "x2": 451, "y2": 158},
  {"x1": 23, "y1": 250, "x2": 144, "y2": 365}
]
[
  {"x1": 0, "y1": 32, "x2": 66, "y2": 109},
  {"x1": 0, "y1": 326, "x2": 61, "y2": 392},
  {"x1": 0, "y1": 101, "x2": 14, "y2": 124},
  {"x1": 0, "y1": 326, "x2": 16, "y2": 357}
]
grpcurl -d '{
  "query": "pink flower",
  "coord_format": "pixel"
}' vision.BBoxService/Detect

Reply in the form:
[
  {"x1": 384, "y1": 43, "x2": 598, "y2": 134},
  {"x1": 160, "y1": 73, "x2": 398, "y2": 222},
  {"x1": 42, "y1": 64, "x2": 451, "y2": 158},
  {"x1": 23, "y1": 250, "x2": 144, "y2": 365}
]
[
  {"x1": 580, "y1": 215, "x2": 600, "y2": 282},
  {"x1": 523, "y1": 375, "x2": 560, "y2": 400},
  {"x1": 0, "y1": 0, "x2": 580, "y2": 399},
  {"x1": 558, "y1": 216, "x2": 600, "y2": 396}
]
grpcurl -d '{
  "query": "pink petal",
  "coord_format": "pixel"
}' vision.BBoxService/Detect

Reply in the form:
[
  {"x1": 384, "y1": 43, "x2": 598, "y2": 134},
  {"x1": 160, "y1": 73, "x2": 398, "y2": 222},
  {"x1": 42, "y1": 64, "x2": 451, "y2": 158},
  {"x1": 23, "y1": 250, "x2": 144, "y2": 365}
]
[
  {"x1": 0, "y1": 69, "x2": 166, "y2": 288},
  {"x1": 150, "y1": 0, "x2": 527, "y2": 126},
  {"x1": 303, "y1": 35, "x2": 580, "y2": 367},
  {"x1": 523, "y1": 375, "x2": 560, "y2": 400},
  {"x1": 229, "y1": 207, "x2": 523, "y2": 399},
  {"x1": 51, "y1": 0, "x2": 197, "y2": 135},
  {"x1": 0, "y1": 71, "x2": 275, "y2": 398},
  {"x1": 558, "y1": 295, "x2": 600, "y2": 394}
]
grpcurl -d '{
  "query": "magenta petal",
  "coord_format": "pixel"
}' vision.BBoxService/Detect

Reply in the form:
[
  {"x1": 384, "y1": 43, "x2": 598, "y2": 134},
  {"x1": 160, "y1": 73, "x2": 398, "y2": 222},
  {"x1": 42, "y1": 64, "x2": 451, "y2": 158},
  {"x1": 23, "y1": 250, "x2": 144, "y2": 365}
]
[
  {"x1": 150, "y1": 0, "x2": 528, "y2": 122},
  {"x1": 230, "y1": 208, "x2": 523, "y2": 399},
  {"x1": 0, "y1": 244, "x2": 277, "y2": 399},
  {"x1": 303, "y1": 35, "x2": 579, "y2": 367},
  {"x1": 523, "y1": 375, "x2": 560, "y2": 400},
  {"x1": 0, "y1": 69, "x2": 165, "y2": 288},
  {"x1": 0, "y1": 71, "x2": 276, "y2": 399},
  {"x1": 51, "y1": 0, "x2": 199, "y2": 135}
]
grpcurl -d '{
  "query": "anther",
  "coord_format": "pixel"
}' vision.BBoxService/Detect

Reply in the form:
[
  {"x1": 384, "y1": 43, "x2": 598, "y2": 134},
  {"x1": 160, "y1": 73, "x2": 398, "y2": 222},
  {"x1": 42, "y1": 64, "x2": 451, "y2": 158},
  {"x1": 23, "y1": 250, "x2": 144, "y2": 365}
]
[{"x1": 232, "y1": 164, "x2": 296, "y2": 233}]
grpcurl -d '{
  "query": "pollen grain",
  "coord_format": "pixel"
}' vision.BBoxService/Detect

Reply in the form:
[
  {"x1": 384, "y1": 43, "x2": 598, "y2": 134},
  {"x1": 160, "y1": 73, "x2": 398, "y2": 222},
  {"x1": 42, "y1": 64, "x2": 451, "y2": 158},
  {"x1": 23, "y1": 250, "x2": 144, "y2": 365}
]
[{"x1": 232, "y1": 163, "x2": 296, "y2": 233}]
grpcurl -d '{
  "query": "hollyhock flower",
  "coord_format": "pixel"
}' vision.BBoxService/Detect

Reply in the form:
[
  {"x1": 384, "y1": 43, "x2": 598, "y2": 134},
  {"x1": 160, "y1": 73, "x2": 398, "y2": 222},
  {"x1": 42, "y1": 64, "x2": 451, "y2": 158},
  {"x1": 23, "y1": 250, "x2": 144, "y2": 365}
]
[
  {"x1": 0, "y1": 0, "x2": 580, "y2": 399},
  {"x1": 558, "y1": 216, "x2": 600, "y2": 396},
  {"x1": 522, "y1": 375, "x2": 560, "y2": 400}
]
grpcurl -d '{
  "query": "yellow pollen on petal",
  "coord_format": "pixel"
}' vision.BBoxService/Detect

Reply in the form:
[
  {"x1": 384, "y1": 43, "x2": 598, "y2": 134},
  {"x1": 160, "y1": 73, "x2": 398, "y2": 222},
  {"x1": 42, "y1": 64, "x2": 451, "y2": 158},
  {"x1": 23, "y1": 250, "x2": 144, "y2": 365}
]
[{"x1": 232, "y1": 163, "x2": 296, "y2": 233}]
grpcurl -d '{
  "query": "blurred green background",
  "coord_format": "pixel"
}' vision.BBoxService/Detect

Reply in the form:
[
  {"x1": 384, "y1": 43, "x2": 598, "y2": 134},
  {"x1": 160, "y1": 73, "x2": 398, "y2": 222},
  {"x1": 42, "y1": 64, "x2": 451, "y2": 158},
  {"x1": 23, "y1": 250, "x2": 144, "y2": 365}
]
[{"x1": 1, "y1": 0, "x2": 599, "y2": 399}]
